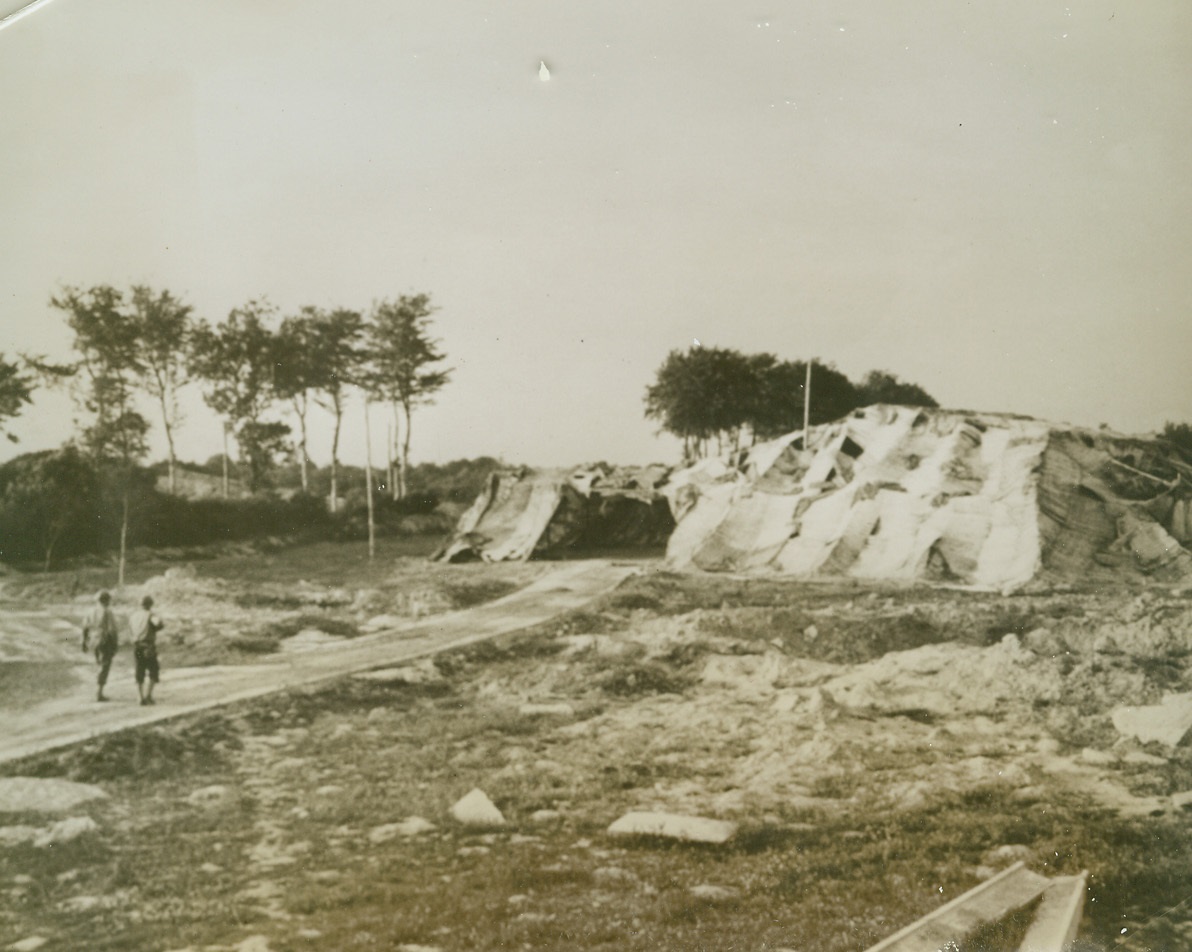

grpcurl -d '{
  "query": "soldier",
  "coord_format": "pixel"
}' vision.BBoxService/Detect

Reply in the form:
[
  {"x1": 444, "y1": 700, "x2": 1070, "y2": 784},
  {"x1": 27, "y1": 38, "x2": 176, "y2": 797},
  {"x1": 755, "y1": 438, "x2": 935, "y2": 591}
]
[
  {"x1": 129, "y1": 595, "x2": 164, "y2": 706},
  {"x1": 81, "y1": 591, "x2": 119, "y2": 702}
]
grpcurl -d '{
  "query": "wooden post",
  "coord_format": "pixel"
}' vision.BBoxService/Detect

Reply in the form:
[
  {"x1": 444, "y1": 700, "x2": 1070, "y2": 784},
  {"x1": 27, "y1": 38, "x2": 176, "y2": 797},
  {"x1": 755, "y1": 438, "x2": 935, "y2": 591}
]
[
  {"x1": 364, "y1": 400, "x2": 375, "y2": 561},
  {"x1": 222, "y1": 426, "x2": 230, "y2": 499},
  {"x1": 803, "y1": 361, "x2": 812, "y2": 448}
]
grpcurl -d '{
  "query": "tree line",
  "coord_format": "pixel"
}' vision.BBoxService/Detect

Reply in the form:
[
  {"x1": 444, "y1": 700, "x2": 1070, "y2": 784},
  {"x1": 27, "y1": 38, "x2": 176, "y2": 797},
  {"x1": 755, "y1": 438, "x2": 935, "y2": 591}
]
[
  {"x1": 643, "y1": 345, "x2": 939, "y2": 460},
  {"x1": 0, "y1": 284, "x2": 450, "y2": 579}
]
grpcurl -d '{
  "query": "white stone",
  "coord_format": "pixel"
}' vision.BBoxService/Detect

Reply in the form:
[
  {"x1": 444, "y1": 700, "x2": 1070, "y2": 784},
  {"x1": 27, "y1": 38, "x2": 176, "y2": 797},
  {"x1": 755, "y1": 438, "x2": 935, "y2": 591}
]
[
  {"x1": 606, "y1": 811, "x2": 737, "y2": 844},
  {"x1": 59, "y1": 895, "x2": 102, "y2": 913},
  {"x1": 450, "y1": 789, "x2": 505, "y2": 826},
  {"x1": 369, "y1": 816, "x2": 436, "y2": 843},
  {"x1": 356, "y1": 659, "x2": 441, "y2": 683},
  {"x1": 34, "y1": 816, "x2": 98, "y2": 848},
  {"x1": 1112, "y1": 693, "x2": 1192, "y2": 747},
  {"x1": 187, "y1": 785, "x2": 230, "y2": 806},
  {"x1": 9, "y1": 938, "x2": 48, "y2": 952},
  {"x1": 530, "y1": 809, "x2": 561, "y2": 823},
  {"x1": 0, "y1": 778, "x2": 106, "y2": 814},
  {"x1": 1080, "y1": 748, "x2": 1117, "y2": 766},
  {"x1": 689, "y1": 884, "x2": 737, "y2": 900},
  {"x1": 236, "y1": 937, "x2": 272, "y2": 952},
  {"x1": 1172, "y1": 791, "x2": 1192, "y2": 812},
  {"x1": 395, "y1": 945, "x2": 443, "y2": 952}
]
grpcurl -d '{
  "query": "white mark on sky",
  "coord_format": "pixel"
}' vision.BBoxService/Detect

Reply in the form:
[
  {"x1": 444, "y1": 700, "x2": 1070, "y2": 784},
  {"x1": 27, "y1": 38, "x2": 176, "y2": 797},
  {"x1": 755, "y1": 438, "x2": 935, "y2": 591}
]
[
  {"x1": 693, "y1": 338, "x2": 701, "y2": 347},
  {"x1": 538, "y1": 60, "x2": 551, "y2": 82}
]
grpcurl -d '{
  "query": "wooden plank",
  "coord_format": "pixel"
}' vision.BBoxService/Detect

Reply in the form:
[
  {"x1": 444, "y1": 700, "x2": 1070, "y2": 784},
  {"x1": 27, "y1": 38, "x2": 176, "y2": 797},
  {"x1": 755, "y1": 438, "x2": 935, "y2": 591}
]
[
  {"x1": 864, "y1": 862, "x2": 1051, "y2": 952},
  {"x1": 1019, "y1": 872, "x2": 1088, "y2": 952}
]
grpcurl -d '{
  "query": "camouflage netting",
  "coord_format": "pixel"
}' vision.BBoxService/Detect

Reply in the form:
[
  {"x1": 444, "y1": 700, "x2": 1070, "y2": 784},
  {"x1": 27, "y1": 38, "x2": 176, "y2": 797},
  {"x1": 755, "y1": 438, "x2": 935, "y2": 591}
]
[
  {"x1": 664, "y1": 405, "x2": 1192, "y2": 589},
  {"x1": 433, "y1": 464, "x2": 673, "y2": 562}
]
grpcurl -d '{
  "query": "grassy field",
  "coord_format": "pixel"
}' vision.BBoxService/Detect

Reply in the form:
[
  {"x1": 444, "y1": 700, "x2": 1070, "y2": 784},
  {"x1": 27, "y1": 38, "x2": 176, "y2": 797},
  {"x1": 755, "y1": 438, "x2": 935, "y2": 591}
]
[{"x1": 2, "y1": 569, "x2": 1192, "y2": 951}]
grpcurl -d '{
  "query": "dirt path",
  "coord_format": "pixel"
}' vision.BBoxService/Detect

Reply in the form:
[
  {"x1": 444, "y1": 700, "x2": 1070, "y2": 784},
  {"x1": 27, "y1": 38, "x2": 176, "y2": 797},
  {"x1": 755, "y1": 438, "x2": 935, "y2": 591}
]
[{"x1": 0, "y1": 559, "x2": 636, "y2": 766}]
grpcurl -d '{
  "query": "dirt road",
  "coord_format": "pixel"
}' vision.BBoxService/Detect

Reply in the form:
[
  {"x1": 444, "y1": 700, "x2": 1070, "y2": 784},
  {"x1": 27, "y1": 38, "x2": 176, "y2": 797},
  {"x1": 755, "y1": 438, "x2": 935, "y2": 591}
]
[{"x1": 0, "y1": 559, "x2": 636, "y2": 766}]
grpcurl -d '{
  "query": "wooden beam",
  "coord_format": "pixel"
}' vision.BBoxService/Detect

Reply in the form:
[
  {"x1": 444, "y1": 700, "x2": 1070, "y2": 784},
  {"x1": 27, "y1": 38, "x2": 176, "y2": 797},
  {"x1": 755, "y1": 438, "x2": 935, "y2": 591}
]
[{"x1": 864, "y1": 862, "x2": 1050, "y2": 952}]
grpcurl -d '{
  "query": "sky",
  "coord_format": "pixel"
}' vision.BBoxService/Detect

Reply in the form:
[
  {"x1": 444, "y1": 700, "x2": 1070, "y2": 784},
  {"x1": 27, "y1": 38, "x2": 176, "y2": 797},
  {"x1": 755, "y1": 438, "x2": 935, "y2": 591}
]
[{"x1": 1, "y1": 0, "x2": 1190, "y2": 470}]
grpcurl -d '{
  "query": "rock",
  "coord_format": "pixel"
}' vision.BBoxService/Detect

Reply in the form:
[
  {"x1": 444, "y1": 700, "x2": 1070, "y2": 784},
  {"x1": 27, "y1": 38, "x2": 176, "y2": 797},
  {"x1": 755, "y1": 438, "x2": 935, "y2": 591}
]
[
  {"x1": 395, "y1": 946, "x2": 443, "y2": 952},
  {"x1": 369, "y1": 816, "x2": 436, "y2": 843},
  {"x1": 59, "y1": 895, "x2": 102, "y2": 913},
  {"x1": 450, "y1": 789, "x2": 505, "y2": 827},
  {"x1": 1093, "y1": 633, "x2": 1123, "y2": 654},
  {"x1": 34, "y1": 816, "x2": 98, "y2": 847},
  {"x1": 355, "y1": 659, "x2": 441, "y2": 684},
  {"x1": 235, "y1": 937, "x2": 272, "y2": 952},
  {"x1": 187, "y1": 785, "x2": 230, "y2": 806},
  {"x1": 1121, "y1": 750, "x2": 1167, "y2": 766},
  {"x1": 315, "y1": 784, "x2": 343, "y2": 796},
  {"x1": 518, "y1": 702, "x2": 575, "y2": 716},
  {"x1": 689, "y1": 884, "x2": 738, "y2": 901},
  {"x1": 530, "y1": 809, "x2": 562, "y2": 823},
  {"x1": 804, "y1": 624, "x2": 819, "y2": 641},
  {"x1": 456, "y1": 845, "x2": 490, "y2": 856},
  {"x1": 606, "y1": 812, "x2": 737, "y2": 844},
  {"x1": 1172, "y1": 791, "x2": 1192, "y2": 812},
  {"x1": 0, "y1": 778, "x2": 107, "y2": 814},
  {"x1": 1023, "y1": 627, "x2": 1067, "y2": 656},
  {"x1": 1080, "y1": 747, "x2": 1118, "y2": 766},
  {"x1": 296, "y1": 929, "x2": 322, "y2": 939},
  {"x1": 0, "y1": 826, "x2": 38, "y2": 847},
  {"x1": 361, "y1": 613, "x2": 406, "y2": 632},
  {"x1": 9, "y1": 938, "x2": 48, "y2": 952},
  {"x1": 200, "y1": 863, "x2": 222, "y2": 874},
  {"x1": 1112, "y1": 693, "x2": 1192, "y2": 747}
]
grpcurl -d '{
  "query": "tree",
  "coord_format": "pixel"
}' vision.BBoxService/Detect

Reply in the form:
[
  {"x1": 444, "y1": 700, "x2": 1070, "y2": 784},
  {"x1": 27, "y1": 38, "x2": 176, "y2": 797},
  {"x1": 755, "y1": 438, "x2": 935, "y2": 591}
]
[
  {"x1": 50, "y1": 285, "x2": 150, "y2": 585},
  {"x1": 855, "y1": 370, "x2": 938, "y2": 409},
  {"x1": 0, "y1": 447, "x2": 98, "y2": 570},
  {"x1": 644, "y1": 346, "x2": 760, "y2": 459},
  {"x1": 309, "y1": 307, "x2": 365, "y2": 511},
  {"x1": 188, "y1": 300, "x2": 289, "y2": 494},
  {"x1": 752, "y1": 359, "x2": 858, "y2": 438},
  {"x1": 273, "y1": 311, "x2": 323, "y2": 493},
  {"x1": 129, "y1": 285, "x2": 193, "y2": 493},
  {"x1": 1162, "y1": 422, "x2": 1192, "y2": 464},
  {"x1": 0, "y1": 354, "x2": 34, "y2": 443},
  {"x1": 367, "y1": 295, "x2": 451, "y2": 499}
]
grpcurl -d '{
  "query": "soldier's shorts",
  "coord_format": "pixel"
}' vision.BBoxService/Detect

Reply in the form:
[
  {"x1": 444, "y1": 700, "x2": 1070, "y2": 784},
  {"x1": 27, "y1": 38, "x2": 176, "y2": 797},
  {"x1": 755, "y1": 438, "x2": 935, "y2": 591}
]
[{"x1": 134, "y1": 644, "x2": 159, "y2": 685}]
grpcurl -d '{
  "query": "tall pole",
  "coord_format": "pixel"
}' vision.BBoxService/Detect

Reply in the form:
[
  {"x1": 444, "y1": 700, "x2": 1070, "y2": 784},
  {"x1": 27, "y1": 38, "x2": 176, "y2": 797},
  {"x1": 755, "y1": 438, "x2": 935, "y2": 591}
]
[
  {"x1": 803, "y1": 360, "x2": 812, "y2": 448},
  {"x1": 364, "y1": 400, "x2": 376, "y2": 561}
]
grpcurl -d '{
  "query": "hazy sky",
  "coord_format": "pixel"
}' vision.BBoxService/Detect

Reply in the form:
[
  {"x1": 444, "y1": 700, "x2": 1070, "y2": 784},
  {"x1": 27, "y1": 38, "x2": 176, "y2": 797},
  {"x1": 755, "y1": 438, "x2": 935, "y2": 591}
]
[{"x1": 1, "y1": 0, "x2": 1189, "y2": 469}]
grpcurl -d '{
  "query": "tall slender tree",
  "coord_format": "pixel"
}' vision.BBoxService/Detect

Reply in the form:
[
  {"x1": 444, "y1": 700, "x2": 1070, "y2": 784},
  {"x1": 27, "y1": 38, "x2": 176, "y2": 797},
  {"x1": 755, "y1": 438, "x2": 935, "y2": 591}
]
[
  {"x1": 273, "y1": 311, "x2": 323, "y2": 493},
  {"x1": 309, "y1": 307, "x2": 364, "y2": 511},
  {"x1": 188, "y1": 300, "x2": 288, "y2": 493},
  {"x1": 129, "y1": 285, "x2": 193, "y2": 493},
  {"x1": 50, "y1": 285, "x2": 149, "y2": 585},
  {"x1": 368, "y1": 295, "x2": 451, "y2": 499}
]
